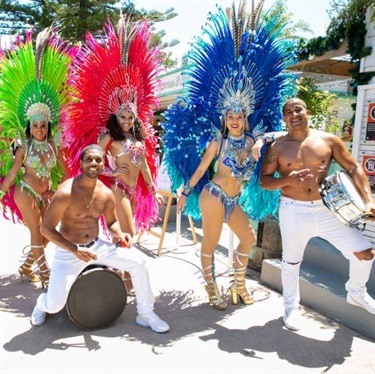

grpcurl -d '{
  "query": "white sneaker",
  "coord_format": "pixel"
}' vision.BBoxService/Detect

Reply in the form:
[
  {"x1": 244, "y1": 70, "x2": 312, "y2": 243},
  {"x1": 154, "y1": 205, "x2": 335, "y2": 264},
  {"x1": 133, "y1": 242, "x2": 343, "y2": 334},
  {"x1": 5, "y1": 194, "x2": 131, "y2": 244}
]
[
  {"x1": 30, "y1": 306, "x2": 47, "y2": 326},
  {"x1": 136, "y1": 311, "x2": 169, "y2": 333},
  {"x1": 347, "y1": 293, "x2": 375, "y2": 314},
  {"x1": 283, "y1": 308, "x2": 300, "y2": 331}
]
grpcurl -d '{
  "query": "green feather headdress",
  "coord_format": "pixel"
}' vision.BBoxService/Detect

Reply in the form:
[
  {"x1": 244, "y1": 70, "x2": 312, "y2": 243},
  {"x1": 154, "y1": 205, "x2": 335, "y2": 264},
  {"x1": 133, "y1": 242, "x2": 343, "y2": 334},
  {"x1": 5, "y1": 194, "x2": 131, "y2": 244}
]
[
  {"x1": 0, "y1": 27, "x2": 73, "y2": 222},
  {"x1": 0, "y1": 27, "x2": 71, "y2": 135}
]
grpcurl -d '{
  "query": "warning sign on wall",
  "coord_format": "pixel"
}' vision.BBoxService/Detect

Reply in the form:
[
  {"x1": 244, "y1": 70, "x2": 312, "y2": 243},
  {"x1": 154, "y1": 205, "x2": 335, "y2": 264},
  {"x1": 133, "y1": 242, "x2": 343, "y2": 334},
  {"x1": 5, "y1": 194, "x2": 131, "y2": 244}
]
[
  {"x1": 362, "y1": 154, "x2": 375, "y2": 187},
  {"x1": 366, "y1": 103, "x2": 375, "y2": 141}
]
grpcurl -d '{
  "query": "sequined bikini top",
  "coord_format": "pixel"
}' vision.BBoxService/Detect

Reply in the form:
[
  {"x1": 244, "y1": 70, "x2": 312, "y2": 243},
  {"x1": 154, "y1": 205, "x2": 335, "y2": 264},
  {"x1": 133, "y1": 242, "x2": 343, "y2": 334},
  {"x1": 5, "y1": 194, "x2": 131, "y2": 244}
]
[
  {"x1": 218, "y1": 133, "x2": 254, "y2": 180},
  {"x1": 25, "y1": 140, "x2": 57, "y2": 180},
  {"x1": 115, "y1": 134, "x2": 145, "y2": 168}
]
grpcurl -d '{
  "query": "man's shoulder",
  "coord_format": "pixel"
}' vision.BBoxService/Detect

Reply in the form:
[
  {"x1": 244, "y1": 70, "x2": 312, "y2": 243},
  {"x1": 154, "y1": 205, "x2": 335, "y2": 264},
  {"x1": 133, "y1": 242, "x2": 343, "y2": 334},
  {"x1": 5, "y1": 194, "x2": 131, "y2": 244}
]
[
  {"x1": 58, "y1": 178, "x2": 74, "y2": 191},
  {"x1": 309, "y1": 129, "x2": 338, "y2": 143},
  {"x1": 98, "y1": 180, "x2": 114, "y2": 196}
]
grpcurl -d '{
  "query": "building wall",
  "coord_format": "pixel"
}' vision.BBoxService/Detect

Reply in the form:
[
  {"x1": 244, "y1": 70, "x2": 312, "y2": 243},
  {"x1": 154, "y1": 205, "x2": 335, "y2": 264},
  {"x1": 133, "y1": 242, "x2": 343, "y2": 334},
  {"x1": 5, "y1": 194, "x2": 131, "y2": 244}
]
[{"x1": 352, "y1": 6, "x2": 375, "y2": 245}]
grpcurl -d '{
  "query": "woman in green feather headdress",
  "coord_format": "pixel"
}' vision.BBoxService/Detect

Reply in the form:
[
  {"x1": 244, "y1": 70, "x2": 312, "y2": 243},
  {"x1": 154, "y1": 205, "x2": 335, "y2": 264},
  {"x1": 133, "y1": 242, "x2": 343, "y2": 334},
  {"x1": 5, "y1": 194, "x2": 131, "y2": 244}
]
[{"x1": 0, "y1": 27, "x2": 73, "y2": 288}]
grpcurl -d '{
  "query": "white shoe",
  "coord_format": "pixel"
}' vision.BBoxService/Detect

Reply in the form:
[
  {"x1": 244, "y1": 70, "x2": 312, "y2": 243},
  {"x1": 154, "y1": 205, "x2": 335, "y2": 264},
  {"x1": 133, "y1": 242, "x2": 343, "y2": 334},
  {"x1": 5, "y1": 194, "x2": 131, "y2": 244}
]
[
  {"x1": 283, "y1": 308, "x2": 300, "y2": 331},
  {"x1": 136, "y1": 311, "x2": 169, "y2": 333},
  {"x1": 347, "y1": 293, "x2": 375, "y2": 315},
  {"x1": 30, "y1": 306, "x2": 47, "y2": 326}
]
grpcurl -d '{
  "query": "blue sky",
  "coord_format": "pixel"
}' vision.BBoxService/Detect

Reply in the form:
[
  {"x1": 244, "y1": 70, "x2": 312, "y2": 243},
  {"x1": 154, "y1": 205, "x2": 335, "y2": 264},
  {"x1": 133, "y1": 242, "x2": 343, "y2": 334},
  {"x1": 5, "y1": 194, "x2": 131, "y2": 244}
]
[
  {"x1": 2, "y1": 0, "x2": 332, "y2": 56},
  {"x1": 132, "y1": 0, "x2": 333, "y2": 63}
]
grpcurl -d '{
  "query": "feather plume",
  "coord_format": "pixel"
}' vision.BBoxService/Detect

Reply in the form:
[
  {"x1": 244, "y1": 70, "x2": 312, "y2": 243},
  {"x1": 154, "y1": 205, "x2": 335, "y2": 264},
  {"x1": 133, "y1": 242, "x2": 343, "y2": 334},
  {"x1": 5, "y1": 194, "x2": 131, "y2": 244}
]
[
  {"x1": 62, "y1": 17, "x2": 163, "y2": 232},
  {"x1": 162, "y1": 1, "x2": 298, "y2": 221},
  {"x1": 0, "y1": 28, "x2": 73, "y2": 223},
  {"x1": 35, "y1": 26, "x2": 53, "y2": 80}
]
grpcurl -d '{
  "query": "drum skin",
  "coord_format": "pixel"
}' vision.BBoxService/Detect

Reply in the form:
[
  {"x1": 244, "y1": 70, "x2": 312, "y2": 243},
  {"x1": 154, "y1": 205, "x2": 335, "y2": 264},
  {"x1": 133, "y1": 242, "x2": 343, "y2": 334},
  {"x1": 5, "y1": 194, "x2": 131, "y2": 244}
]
[{"x1": 66, "y1": 265, "x2": 127, "y2": 330}]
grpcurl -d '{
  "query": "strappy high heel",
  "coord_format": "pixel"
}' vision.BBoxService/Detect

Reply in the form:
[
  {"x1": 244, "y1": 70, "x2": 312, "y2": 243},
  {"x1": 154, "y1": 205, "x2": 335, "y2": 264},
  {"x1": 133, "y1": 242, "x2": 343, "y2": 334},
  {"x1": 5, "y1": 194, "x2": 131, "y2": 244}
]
[
  {"x1": 35, "y1": 251, "x2": 50, "y2": 289},
  {"x1": 18, "y1": 247, "x2": 40, "y2": 283},
  {"x1": 229, "y1": 279, "x2": 254, "y2": 305},
  {"x1": 18, "y1": 264, "x2": 40, "y2": 283},
  {"x1": 230, "y1": 251, "x2": 254, "y2": 305},
  {"x1": 205, "y1": 281, "x2": 227, "y2": 310},
  {"x1": 201, "y1": 252, "x2": 227, "y2": 310}
]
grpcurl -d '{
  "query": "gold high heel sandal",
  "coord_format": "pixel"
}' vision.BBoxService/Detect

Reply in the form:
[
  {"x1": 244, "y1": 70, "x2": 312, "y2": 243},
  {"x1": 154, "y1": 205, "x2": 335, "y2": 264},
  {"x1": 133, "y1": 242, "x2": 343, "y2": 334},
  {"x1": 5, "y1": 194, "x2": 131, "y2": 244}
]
[
  {"x1": 18, "y1": 247, "x2": 40, "y2": 283},
  {"x1": 18, "y1": 264, "x2": 40, "y2": 283},
  {"x1": 200, "y1": 252, "x2": 227, "y2": 310},
  {"x1": 35, "y1": 252, "x2": 50, "y2": 289},
  {"x1": 230, "y1": 251, "x2": 254, "y2": 305},
  {"x1": 205, "y1": 282, "x2": 227, "y2": 310},
  {"x1": 229, "y1": 279, "x2": 254, "y2": 305}
]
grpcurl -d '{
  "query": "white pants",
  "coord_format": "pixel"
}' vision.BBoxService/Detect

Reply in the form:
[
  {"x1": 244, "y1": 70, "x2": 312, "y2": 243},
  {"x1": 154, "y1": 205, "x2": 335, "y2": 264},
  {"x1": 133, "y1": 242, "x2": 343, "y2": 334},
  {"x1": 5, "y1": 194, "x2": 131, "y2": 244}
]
[
  {"x1": 279, "y1": 196, "x2": 373, "y2": 309},
  {"x1": 36, "y1": 239, "x2": 155, "y2": 315}
]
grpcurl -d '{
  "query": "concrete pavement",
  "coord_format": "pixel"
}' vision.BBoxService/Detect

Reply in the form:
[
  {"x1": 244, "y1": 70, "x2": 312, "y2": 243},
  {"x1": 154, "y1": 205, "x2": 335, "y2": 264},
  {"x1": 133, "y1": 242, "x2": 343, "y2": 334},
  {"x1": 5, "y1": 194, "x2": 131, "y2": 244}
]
[{"x1": 1, "y1": 214, "x2": 375, "y2": 374}]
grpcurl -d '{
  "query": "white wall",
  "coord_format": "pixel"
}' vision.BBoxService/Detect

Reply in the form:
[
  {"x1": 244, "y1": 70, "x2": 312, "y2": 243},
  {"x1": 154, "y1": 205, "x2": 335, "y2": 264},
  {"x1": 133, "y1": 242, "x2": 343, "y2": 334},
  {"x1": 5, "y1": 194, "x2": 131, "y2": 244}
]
[{"x1": 352, "y1": 6, "x2": 375, "y2": 244}]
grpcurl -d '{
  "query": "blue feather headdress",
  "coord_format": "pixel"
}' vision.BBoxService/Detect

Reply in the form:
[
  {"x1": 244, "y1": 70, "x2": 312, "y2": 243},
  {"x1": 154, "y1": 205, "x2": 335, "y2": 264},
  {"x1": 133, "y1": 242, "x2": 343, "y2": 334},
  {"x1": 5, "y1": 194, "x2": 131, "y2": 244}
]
[{"x1": 162, "y1": 0, "x2": 297, "y2": 221}]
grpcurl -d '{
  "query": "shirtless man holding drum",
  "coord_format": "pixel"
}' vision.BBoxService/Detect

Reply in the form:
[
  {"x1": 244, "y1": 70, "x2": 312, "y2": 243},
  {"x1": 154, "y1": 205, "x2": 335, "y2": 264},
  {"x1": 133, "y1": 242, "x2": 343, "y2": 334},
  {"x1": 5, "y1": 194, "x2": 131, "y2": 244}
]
[
  {"x1": 260, "y1": 97, "x2": 375, "y2": 331},
  {"x1": 30, "y1": 144, "x2": 169, "y2": 333}
]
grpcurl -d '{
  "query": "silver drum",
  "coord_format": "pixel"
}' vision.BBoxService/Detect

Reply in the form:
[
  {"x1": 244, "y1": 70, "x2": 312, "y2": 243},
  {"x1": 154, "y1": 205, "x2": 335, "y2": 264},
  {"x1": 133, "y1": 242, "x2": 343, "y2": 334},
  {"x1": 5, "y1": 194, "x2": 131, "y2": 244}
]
[{"x1": 320, "y1": 171, "x2": 370, "y2": 228}]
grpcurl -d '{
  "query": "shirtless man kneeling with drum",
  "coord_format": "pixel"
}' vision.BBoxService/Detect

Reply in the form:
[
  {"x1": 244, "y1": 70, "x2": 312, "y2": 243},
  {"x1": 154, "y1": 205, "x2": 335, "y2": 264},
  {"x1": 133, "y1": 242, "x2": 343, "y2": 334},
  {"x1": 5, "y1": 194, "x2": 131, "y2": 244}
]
[
  {"x1": 30, "y1": 144, "x2": 169, "y2": 333},
  {"x1": 260, "y1": 98, "x2": 375, "y2": 331}
]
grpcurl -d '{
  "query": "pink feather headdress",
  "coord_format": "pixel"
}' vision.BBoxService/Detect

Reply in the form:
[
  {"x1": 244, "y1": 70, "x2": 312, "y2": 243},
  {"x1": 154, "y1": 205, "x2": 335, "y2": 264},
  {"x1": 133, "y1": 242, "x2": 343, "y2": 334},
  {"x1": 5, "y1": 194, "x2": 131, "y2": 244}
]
[{"x1": 62, "y1": 14, "x2": 163, "y2": 232}]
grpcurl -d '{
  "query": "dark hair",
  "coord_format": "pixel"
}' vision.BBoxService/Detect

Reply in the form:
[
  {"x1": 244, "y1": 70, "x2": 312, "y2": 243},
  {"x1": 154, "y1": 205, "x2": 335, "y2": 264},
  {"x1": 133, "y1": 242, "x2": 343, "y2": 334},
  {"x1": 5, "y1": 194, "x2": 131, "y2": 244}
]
[
  {"x1": 80, "y1": 144, "x2": 105, "y2": 160},
  {"x1": 282, "y1": 98, "x2": 307, "y2": 115},
  {"x1": 25, "y1": 121, "x2": 53, "y2": 140},
  {"x1": 106, "y1": 114, "x2": 144, "y2": 142}
]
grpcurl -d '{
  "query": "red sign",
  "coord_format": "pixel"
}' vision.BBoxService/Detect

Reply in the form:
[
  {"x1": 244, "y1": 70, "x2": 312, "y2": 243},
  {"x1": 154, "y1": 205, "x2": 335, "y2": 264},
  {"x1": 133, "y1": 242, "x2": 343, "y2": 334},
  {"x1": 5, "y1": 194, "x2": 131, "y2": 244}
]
[
  {"x1": 362, "y1": 155, "x2": 375, "y2": 187},
  {"x1": 366, "y1": 103, "x2": 375, "y2": 140},
  {"x1": 368, "y1": 103, "x2": 375, "y2": 123},
  {"x1": 362, "y1": 155, "x2": 375, "y2": 180}
]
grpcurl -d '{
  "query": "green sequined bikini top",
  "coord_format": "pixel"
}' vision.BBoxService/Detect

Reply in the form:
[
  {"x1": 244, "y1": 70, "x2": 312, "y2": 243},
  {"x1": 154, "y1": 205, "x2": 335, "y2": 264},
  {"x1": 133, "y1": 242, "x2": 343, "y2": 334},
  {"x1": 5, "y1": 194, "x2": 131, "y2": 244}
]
[{"x1": 25, "y1": 140, "x2": 57, "y2": 180}]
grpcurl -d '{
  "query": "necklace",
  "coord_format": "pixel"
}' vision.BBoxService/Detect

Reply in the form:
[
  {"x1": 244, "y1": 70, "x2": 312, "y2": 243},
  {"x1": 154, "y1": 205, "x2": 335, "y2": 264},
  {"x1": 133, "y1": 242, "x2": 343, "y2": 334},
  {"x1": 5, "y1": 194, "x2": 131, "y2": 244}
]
[
  {"x1": 227, "y1": 133, "x2": 246, "y2": 152},
  {"x1": 79, "y1": 178, "x2": 96, "y2": 209},
  {"x1": 32, "y1": 139, "x2": 49, "y2": 155}
]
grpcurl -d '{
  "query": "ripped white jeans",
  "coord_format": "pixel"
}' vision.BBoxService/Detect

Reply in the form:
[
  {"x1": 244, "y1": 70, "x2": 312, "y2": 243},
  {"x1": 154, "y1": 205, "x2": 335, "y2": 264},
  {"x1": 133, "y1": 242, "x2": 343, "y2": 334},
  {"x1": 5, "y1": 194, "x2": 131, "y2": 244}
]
[{"x1": 279, "y1": 196, "x2": 373, "y2": 309}]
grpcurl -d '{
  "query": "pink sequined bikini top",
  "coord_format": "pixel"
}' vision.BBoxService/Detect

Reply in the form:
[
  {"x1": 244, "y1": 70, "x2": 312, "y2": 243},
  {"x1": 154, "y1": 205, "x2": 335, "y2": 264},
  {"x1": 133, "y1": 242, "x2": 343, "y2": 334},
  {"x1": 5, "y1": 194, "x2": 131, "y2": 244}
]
[{"x1": 109, "y1": 135, "x2": 145, "y2": 168}]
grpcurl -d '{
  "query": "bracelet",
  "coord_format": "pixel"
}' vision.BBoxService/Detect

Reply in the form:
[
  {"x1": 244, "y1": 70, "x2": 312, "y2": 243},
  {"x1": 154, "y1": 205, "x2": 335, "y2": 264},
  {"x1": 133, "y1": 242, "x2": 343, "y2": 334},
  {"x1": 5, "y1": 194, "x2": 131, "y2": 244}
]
[
  {"x1": 146, "y1": 182, "x2": 157, "y2": 195},
  {"x1": 0, "y1": 190, "x2": 5, "y2": 200},
  {"x1": 181, "y1": 191, "x2": 190, "y2": 198},
  {"x1": 184, "y1": 184, "x2": 194, "y2": 192},
  {"x1": 102, "y1": 167, "x2": 114, "y2": 178},
  {"x1": 262, "y1": 132, "x2": 275, "y2": 145}
]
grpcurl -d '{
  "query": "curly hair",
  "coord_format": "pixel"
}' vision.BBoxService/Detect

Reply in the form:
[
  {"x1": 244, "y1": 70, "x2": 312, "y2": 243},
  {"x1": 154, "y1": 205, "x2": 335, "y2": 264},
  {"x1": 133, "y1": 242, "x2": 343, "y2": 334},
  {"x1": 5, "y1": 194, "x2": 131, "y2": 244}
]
[{"x1": 106, "y1": 114, "x2": 144, "y2": 142}]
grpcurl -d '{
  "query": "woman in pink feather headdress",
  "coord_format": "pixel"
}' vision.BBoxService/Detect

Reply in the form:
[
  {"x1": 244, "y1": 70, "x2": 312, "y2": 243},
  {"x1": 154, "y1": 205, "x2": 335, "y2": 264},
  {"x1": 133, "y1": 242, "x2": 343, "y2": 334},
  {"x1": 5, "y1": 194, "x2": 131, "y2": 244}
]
[{"x1": 62, "y1": 14, "x2": 164, "y2": 242}]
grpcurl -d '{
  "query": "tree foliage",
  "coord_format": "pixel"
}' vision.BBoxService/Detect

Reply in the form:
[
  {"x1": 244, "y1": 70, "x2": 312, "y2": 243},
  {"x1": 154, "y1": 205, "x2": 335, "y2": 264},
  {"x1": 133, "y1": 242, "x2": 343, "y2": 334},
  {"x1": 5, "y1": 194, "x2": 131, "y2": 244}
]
[
  {"x1": 297, "y1": 77, "x2": 339, "y2": 133},
  {"x1": 0, "y1": 0, "x2": 179, "y2": 68},
  {"x1": 297, "y1": 0, "x2": 374, "y2": 94},
  {"x1": 263, "y1": 0, "x2": 313, "y2": 40}
]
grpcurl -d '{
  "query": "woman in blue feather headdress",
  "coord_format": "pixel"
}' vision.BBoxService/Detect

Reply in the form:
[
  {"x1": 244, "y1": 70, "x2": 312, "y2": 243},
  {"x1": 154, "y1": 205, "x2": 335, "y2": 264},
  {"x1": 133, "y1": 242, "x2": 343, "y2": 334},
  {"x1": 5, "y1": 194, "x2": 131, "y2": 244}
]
[{"x1": 161, "y1": 0, "x2": 297, "y2": 310}]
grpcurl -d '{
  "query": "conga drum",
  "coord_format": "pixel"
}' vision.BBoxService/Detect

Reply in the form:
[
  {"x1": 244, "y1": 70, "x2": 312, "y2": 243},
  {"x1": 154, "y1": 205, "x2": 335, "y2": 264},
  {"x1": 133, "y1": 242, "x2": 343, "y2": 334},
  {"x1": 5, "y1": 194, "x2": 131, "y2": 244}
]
[{"x1": 66, "y1": 265, "x2": 127, "y2": 330}]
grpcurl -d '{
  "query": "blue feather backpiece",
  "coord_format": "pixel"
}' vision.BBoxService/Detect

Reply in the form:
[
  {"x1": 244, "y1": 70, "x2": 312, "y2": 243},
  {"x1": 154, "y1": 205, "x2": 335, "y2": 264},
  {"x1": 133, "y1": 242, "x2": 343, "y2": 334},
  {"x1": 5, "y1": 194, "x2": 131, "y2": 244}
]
[{"x1": 162, "y1": 1, "x2": 297, "y2": 221}]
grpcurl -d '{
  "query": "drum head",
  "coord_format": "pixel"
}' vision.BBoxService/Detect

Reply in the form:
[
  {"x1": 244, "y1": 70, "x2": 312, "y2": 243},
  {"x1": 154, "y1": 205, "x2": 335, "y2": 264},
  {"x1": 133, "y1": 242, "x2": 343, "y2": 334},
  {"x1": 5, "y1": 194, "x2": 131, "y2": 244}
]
[{"x1": 67, "y1": 267, "x2": 127, "y2": 330}]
